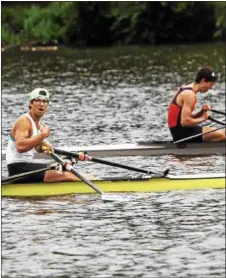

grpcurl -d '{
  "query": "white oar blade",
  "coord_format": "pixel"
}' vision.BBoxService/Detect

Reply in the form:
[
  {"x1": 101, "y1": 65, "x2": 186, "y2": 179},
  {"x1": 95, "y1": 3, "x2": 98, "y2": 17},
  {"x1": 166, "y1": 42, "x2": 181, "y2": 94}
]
[{"x1": 101, "y1": 193, "x2": 135, "y2": 202}]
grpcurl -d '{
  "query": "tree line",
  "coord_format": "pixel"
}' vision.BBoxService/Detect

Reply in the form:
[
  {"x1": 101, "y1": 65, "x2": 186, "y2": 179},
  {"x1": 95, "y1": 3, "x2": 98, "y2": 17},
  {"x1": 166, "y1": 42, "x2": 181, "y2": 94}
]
[{"x1": 1, "y1": 1, "x2": 225, "y2": 47}]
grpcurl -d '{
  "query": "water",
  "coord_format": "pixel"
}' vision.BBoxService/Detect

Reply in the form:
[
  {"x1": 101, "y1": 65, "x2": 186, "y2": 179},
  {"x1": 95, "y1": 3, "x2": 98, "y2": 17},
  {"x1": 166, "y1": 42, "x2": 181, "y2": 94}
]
[
  {"x1": 2, "y1": 190, "x2": 225, "y2": 278},
  {"x1": 1, "y1": 43, "x2": 225, "y2": 277}
]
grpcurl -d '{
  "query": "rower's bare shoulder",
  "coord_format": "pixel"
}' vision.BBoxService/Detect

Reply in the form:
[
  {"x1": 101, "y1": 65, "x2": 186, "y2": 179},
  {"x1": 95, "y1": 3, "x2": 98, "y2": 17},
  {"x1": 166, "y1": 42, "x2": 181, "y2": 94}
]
[
  {"x1": 178, "y1": 90, "x2": 196, "y2": 109},
  {"x1": 14, "y1": 115, "x2": 31, "y2": 129},
  {"x1": 181, "y1": 90, "x2": 196, "y2": 99}
]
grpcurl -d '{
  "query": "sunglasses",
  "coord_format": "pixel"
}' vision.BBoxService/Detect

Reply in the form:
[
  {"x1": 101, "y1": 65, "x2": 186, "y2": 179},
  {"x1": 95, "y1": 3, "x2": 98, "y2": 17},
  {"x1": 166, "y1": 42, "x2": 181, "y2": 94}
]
[{"x1": 34, "y1": 98, "x2": 48, "y2": 104}]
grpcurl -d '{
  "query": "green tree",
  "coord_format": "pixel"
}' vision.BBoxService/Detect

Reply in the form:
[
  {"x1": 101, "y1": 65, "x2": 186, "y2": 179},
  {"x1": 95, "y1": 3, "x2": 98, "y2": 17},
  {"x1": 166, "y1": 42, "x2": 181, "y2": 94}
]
[
  {"x1": 23, "y1": 2, "x2": 78, "y2": 42},
  {"x1": 212, "y1": 1, "x2": 226, "y2": 39},
  {"x1": 1, "y1": 1, "x2": 225, "y2": 46}
]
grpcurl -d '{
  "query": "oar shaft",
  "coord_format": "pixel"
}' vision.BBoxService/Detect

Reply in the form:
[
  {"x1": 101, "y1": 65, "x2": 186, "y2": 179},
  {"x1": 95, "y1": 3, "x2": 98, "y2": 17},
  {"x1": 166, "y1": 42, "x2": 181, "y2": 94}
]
[
  {"x1": 2, "y1": 166, "x2": 52, "y2": 184},
  {"x1": 91, "y1": 157, "x2": 151, "y2": 174},
  {"x1": 49, "y1": 151, "x2": 103, "y2": 195},
  {"x1": 54, "y1": 148, "x2": 169, "y2": 177},
  {"x1": 69, "y1": 165, "x2": 102, "y2": 195},
  {"x1": 54, "y1": 148, "x2": 79, "y2": 158},
  {"x1": 211, "y1": 109, "x2": 226, "y2": 116},
  {"x1": 174, "y1": 126, "x2": 226, "y2": 144},
  {"x1": 208, "y1": 116, "x2": 225, "y2": 126}
]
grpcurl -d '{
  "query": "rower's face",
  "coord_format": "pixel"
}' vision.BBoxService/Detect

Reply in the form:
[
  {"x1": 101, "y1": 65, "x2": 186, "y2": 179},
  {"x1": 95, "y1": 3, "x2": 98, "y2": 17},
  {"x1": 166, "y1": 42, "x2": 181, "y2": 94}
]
[
  {"x1": 30, "y1": 98, "x2": 48, "y2": 116},
  {"x1": 200, "y1": 80, "x2": 214, "y2": 93}
]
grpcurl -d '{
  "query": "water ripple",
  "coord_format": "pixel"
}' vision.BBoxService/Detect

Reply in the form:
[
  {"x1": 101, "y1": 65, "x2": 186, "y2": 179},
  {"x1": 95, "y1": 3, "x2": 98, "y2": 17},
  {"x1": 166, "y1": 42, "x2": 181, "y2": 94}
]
[{"x1": 1, "y1": 44, "x2": 225, "y2": 278}]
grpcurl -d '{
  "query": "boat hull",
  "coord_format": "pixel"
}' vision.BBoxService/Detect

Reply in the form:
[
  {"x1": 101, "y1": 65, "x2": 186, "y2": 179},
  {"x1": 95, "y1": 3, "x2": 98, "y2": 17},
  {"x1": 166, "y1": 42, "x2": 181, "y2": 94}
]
[
  {"x1": 1, "y1": 141, "x2": 225, "y2": 159},
  {"x1": 2, "y1": 173, "x2": 225, "y2": 197}
]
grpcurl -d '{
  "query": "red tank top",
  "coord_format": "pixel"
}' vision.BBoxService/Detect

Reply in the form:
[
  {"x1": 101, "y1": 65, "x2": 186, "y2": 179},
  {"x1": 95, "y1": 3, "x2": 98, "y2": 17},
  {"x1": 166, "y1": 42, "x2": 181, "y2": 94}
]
[{"x1": 168, "y1": 87, "x2": 195, "y2": 128}]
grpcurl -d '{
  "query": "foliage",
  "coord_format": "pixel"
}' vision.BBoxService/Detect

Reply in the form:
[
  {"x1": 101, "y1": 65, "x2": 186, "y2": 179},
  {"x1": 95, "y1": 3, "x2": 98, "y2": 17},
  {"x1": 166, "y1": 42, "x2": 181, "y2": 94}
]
[
  {"x1": 109, "y1": 2, "x2": 147, "y2": 44},
  {"x1": 108, "y1": 2, "x2": 217, "y2": 44},
  {"x1": 1, "y1": 5, "x2": 27, "y2": 43},
  {"x1": 73, "y1": 2, "x2": 114, "y2": 46},
  {"x1": 23, "y1": 2, "x2": 77, "y2": 42},
  {"x1": 212, "y1": 1, "x2": 226, "y2": 39},
  {"x1": 1, "y1": 1, "x2": 225, "y2": 46}
]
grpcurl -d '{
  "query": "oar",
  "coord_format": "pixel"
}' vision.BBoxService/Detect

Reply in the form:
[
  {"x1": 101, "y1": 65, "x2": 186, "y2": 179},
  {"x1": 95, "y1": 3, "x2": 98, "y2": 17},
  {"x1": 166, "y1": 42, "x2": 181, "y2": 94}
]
[
  {"x1": 46, "y1": 150, "x2": 125, "y2": 201},
  {"x1": 2, "y1": 165, "x2": 53, "y2": 184},
  {"x1": 208, "y1": 116, "x2": 225, "y2": 126},
  {"x1": 54, "y1": 148, "x2": 170, "y2": 177},
  {"x1": 211, "y1": 109, "x2": 226, "y2": 117},
  {"x1": 174, "y1": 125, "x2": 226, "y2": 144},
  {"x1": 48, "y1": 151, "x2": 103, "y2": 194}
]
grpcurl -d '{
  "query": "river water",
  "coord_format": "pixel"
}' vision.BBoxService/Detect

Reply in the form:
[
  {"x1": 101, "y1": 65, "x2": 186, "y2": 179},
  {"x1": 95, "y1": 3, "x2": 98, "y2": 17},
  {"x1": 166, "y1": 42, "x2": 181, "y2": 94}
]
[{"x1": 1, "y1": 43, "x2": 225, "y2": 278}]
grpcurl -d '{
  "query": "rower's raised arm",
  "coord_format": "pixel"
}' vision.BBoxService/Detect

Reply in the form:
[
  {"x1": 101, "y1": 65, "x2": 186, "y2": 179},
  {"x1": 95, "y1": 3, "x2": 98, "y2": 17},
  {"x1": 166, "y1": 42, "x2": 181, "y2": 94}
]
[{"x1": 181, "y1": 92, "x2": 208, "y2": 127}]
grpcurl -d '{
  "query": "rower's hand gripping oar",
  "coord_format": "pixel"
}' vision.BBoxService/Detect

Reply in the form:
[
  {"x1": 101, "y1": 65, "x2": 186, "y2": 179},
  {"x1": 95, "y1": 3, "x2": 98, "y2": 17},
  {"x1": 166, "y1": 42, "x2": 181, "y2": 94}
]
[
  {"x1": 173, "y1": 109, "x2": 225, "y2": 144},
  {"x1": 46, "y1": 150, "x2": 103, "y2": 195},
  {"x1": 43, "y1": 147, "x2": 124, "y2": 202},
  {"x1": 197, "y1": 108, "x2": 226, "y2": 119},
  {"x1": 54, "y1": 148, "x2": 170, "y2": 177}
]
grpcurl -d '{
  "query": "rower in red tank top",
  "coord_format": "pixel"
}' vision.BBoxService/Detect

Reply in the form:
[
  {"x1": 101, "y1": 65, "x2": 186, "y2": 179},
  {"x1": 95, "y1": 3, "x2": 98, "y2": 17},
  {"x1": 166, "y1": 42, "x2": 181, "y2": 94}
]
[
  {"x1": 167, "y1": 66, "x2": 225, "y2": 143},
  {"x1": 168, "y1": 86, "x2": 196, "y2": 129}
]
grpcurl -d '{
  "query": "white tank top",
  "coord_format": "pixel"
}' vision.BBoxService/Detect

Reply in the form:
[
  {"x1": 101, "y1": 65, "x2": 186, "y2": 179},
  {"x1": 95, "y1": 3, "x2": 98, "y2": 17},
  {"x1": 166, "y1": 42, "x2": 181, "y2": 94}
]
[{"x1": 6, "y1": 113, "x2": 39, "y2": 165}]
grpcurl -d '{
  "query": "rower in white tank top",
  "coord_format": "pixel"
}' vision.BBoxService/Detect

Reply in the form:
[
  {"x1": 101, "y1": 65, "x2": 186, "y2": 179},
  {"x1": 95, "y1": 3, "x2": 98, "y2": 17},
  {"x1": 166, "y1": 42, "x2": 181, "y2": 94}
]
[
  {"x1": 6, "y1": 87, "x2": 89, "y2": 183},
  {"x1": 6, "y1": 113, "x2": 39, "y2": 165}
]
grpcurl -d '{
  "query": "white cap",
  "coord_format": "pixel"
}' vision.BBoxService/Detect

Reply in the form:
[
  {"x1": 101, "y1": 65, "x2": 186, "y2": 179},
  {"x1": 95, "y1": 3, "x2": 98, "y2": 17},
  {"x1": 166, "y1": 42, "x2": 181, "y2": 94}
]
[{"x1": 29, "y1": 88, "x2": 50, "y2": 101}]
